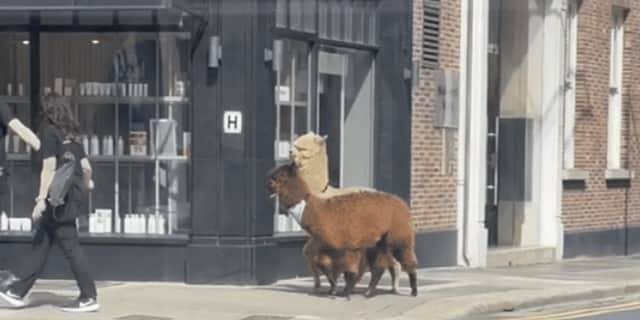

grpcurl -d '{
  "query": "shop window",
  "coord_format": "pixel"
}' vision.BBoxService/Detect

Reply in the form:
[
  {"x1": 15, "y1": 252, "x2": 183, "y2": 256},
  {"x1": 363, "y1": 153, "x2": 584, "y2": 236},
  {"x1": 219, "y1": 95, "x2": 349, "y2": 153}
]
[
  {"x1": 317, "y1": 47, "x2": 374, "y2": 190},
  {"x1": 423, "y1": 0, "x2": 441, "y2": 69},
  {"x1": 32, "y1": 32, "x2": 192, "y2": 236},
  {"x1": 273, "y1": 39, "x2": 311, "y2": 233},
  {"x1": 607, "y1": 8, "x2": 626, "y2": 170},
  {"x1": 318, "y1": 0, "x2": 378, "y2": 45},
  {"x1": 276, "y1": 0, "x2": 317, "y2": 33},
  {"x1": 0, "y1": 32, "x2": 33, "y2": 231}
]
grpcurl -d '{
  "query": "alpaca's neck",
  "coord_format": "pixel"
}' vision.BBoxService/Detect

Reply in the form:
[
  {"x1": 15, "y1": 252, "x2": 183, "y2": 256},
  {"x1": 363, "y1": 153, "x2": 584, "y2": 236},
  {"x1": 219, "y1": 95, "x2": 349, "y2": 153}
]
[{"x1": 298, "y1": 153, "x2": 329, "y2": 193}]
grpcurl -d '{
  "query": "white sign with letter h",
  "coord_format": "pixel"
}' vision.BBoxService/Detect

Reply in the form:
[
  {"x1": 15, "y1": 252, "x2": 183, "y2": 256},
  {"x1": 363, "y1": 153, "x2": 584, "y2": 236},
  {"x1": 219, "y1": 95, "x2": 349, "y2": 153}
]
[{"x1": 223, "y1": 111, "x2": 242, "y2": 134}]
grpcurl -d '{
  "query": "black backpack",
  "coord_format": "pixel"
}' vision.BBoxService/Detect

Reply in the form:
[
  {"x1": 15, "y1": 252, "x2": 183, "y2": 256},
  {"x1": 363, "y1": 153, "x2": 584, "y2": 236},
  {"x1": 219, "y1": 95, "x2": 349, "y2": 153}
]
[{"x1": 47, "y1": 142, "x2": 87, "y2": 222}]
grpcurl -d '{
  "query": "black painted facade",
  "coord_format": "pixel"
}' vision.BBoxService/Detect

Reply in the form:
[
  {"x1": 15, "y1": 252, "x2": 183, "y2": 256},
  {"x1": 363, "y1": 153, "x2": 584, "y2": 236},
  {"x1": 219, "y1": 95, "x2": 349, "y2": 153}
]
[{"x1": 0, "y1": 0, "x2": 429, "y2": 285}]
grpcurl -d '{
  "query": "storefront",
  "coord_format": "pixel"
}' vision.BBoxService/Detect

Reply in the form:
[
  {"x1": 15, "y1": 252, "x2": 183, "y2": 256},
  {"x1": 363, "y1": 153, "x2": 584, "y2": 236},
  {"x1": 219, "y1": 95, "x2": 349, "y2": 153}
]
[{"x1": 0, "y1": 0, "x2": 412, "y2": 284}]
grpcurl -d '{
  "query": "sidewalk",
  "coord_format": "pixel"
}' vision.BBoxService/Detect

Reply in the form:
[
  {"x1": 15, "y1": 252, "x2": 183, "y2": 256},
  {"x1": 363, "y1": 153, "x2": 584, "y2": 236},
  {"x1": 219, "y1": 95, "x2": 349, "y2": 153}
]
[{"x1": 1, "y1": 255, "x2": 640, "y2": 320}]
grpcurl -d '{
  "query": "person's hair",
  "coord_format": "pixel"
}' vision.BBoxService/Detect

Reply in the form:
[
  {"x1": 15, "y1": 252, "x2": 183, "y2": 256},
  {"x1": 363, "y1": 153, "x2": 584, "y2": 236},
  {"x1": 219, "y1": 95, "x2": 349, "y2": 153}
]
[{"x1": 41, "y1": 93, "x2": 81, "y2": 142}]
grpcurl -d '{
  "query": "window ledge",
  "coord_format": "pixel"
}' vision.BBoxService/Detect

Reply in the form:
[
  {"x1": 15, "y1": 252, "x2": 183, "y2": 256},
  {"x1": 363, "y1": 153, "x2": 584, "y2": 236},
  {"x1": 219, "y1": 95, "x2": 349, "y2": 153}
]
[
  {"x1": 271, "y1": 231, "x2": 309, "y2": 243},
  {"x1": 563, "y1": 169, "x2": 589, "y2": 181},
  {"x1": 605, "y1": 169, "x2": 634, "y2": 181},
  {"x1": 0, "y1": 232, "x2": 189, "y2": 246}
]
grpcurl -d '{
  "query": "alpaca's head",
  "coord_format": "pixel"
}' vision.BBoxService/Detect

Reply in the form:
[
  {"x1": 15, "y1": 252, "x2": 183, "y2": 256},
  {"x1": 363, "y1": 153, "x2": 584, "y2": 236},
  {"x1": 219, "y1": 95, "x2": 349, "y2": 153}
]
[
  {"x1": 291, "y1": 132, "x2": 329, "y2": 194},
  {"x1": 266, "y1": 162, "x2": 310, "y2": 209}
]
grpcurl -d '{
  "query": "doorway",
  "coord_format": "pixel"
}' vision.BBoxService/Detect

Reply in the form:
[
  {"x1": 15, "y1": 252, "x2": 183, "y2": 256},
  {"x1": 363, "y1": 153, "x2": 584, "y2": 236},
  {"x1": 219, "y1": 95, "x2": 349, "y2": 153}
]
[
  {"x1": 317, "y1": 48, "x2": 374, "y2": 189},
  {"x1": 485, "y1": 0, "x2": 541, "y2": 248}
]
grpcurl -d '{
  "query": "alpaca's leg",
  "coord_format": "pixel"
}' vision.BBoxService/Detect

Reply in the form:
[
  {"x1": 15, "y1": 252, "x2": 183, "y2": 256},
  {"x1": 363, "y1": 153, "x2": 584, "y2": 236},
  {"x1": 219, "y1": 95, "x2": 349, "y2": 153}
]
[
  {"x1": 364, "y1": 249, "x2": 388, "y2": 297},
  {"x1": 393, "y1": 248, "x2": 419, "y2": 297},
  {"x1": 342, "y1": 271, "x2": 358, "y2": 300},
  {"x1": 365, "y1": 266, "x2": 384, "y2": 298},
  {"x1": 308, "y1": 260, "x2": 322, "y2": 292},
  {"x1": 388, "y1": 259, "x2": 401, "y2": 294},
  {"x1": 303, "y1": 240, "x2": 322, "y2": 293},
  {"x1": 340, "y1": 250, "x2": 363, "y2": 300},
  {"x1": 320, "y1": 264, "x2": 337, "y2": 296}
]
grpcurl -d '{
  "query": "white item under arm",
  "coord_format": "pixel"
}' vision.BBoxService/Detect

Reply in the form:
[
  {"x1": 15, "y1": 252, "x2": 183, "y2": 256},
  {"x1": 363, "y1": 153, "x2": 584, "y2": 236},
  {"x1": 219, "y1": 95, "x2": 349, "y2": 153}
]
[
  {"x1": 80, "y1": 158, "x2": 94, "y2": 189},
  {"x1": 8, "y1": 119, "x2": 41, "y2": 151},
  {"x1": 37, "y1": 157, "x2": 56, "y2": 201}
]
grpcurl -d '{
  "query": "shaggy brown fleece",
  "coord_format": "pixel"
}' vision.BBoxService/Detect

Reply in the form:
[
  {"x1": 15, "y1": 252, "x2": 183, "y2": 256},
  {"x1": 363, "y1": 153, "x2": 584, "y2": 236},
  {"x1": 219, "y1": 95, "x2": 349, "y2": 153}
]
[
  {"x1": 292, "y1": 132, "x2": 390, "y2": 294},
  {"x1": 267, "y1": 163, "x2": 418, "y2": 297},
  {"x1": 303, "y1": 237, "x2": 399, "y2": 296}
]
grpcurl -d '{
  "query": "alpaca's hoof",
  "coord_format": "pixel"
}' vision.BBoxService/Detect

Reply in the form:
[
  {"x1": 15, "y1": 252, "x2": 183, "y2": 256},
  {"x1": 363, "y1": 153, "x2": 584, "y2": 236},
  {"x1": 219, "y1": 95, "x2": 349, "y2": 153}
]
[
  {"x1": 390, "y1": 288, "x2": 399, "y2": 294},
  {"x1": 327, "y1": 289, "x2": 337, "y2": 296},
  {"x1": 411, "y1": 289, "x2": 418, "y2": 297}
]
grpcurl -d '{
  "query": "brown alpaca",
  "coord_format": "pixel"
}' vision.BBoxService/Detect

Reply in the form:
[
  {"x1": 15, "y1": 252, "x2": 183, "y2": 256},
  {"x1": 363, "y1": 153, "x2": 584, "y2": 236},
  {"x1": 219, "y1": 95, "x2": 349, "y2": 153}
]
[
  {"x1": 291, "y1": 132, "x2": 398, "y2": 294},
  {"x1": 267, "y1": 163, "x2": 418, "y2": 298}
]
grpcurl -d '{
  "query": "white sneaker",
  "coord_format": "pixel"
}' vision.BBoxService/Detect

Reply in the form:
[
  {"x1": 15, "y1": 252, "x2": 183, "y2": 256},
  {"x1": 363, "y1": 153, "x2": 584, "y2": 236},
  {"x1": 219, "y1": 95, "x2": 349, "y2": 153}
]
[
  {"x1": 60, "y1": 297, "x2": 99, "y2": 313},
  {"x1": 0, "y1": 289, "x2": 26, "y2": 308}
]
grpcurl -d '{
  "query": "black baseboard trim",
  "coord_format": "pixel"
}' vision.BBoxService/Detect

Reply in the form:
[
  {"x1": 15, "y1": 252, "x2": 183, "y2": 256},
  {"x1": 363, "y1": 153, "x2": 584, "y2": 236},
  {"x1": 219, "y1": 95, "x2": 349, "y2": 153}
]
[
  {"x1": 563, "y1": 227, "x2": 640, "y2": 258},
  {"x1": 414, "y1": 229, "x2": 458, "y2": 268},
  {"x1": 0, "y1": 229, "x2": 459, "y2": 285}
]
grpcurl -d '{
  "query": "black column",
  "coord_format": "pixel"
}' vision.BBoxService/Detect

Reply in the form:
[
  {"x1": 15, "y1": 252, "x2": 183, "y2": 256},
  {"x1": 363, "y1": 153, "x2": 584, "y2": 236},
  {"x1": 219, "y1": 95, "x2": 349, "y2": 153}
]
[
  {"x1": 374, "y1": 0, "x2": 412, "y2": 201},
  {"x1": 187, "y1": 0, "x2": 276, "y2": 284}
]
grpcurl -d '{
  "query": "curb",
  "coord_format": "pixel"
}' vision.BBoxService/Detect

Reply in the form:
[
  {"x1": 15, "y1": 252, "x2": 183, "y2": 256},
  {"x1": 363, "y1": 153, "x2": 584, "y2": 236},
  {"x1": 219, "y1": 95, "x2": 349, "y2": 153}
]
[{"x1": 429, "y1": 283, "x2": 640, "y2": 320}]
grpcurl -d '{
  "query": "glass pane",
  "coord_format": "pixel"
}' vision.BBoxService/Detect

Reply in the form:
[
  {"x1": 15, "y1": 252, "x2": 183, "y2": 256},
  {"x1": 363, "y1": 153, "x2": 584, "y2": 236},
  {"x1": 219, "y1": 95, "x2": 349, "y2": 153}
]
[
  {"x1": 330, "y1": 0, "x2": 343, "y2": 40},
  {"x1": 294, "y1": 107, "x2": 308, "y2": 136},
  {"x1": 40, "y1": 32, "x2": 191, "y2": 236},
  {"x1": 303, "y1": 0, "x2": 317, "y2": 33},
  {"x1": 319, "y1": 0, "x2": 329, "y2": 37},
  {"x1": 353, "y1": 0, "x2": 365, "y2": 43},
  {"x1": 366, "y1": 1, "x2": 378, "y2": 44},
  {"x1": 290, "y1": 0, "x2": 303, "y2": 31},
  {"x1": 279, "y1": 106, "x2": 292, "y2": 144},
  {"x1": 276, "y1": 0, "x2": 288, "y2": 28},
  {"x1": 273, "y1": 39, "x2": 310, "y2": 232},
  {"x1": 0, "y1": 32, "x2": 33, "y2": 229},
  {"x1": 344, "y1": 0, "x2": 354, "y2": 42}
]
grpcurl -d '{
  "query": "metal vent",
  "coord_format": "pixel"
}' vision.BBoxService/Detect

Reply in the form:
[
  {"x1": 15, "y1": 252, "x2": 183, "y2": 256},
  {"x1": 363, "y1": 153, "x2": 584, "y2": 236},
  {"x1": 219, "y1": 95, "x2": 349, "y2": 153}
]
[{"x1": 423, "y1": 0, "x2": 441, "y2": 69}]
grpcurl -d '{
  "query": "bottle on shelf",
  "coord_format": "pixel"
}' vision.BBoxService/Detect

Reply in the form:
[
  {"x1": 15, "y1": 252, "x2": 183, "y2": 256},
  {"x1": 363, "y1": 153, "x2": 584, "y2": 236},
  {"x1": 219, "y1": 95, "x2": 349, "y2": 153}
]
[
  {"x1": 91, "y1": 135, "x2": 100, "y2": 156},
  {"x1": 0, "y1": 212, "x2": 7, "y2": 231},
  {"x1": 148, "y1": 214, "x2": 157, "y2": 234},
  {"x1": 82, "y1": 135, "x2": 89, "y2": 153},
  {"x1": 117, "y1": 136, "x2": 125, "y2": 155}
]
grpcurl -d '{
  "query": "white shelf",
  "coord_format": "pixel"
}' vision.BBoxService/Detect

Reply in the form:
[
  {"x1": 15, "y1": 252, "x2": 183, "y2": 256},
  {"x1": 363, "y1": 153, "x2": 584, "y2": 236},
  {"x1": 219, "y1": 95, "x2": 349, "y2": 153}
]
[
  {"x1": 74, "y1": 96, "x2": 189, "y2": 105},
  {"x1": 88, "y1": 155, "x2": 189, "y2": 163},
  {"x1": 0, "y1": 96, "x2": 190, "y2": 105},
  {"x1": 7, "y1": 153, "x2": 30, "y2": 161},
  {"x1": 0, "y1": 96, "x2": 29, "y2": 104}
]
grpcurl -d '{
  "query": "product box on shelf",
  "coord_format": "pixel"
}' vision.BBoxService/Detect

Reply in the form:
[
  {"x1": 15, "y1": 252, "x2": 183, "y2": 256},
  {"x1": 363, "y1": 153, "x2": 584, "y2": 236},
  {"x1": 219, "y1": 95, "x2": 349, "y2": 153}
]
[
  {"x1": 129, "y1": 131, "x2": 147, "y2": 156},
  {"x1": 150, "y1": 119, "x2": 177, "y2": 157}
]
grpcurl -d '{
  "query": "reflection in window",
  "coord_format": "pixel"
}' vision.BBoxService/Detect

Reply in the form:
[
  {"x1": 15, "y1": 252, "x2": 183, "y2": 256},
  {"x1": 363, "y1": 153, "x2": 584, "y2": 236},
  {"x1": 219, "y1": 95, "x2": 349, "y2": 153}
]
[
  {"x1": 274, "y1": 39, "x2": 311, "y2": 233},
  {"x1": 37, "y1": 32, "x2": 191, "y2": 236},
  {"x1": 0, "y1": 32, "x2": 33, "y2": 231}
]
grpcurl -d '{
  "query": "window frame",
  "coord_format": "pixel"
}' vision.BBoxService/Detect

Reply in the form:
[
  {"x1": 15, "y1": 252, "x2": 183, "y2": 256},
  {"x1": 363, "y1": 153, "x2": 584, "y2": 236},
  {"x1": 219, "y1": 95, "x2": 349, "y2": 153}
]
[{"x1": 607, "y1": 7, "x2": 626, "y2": 170}]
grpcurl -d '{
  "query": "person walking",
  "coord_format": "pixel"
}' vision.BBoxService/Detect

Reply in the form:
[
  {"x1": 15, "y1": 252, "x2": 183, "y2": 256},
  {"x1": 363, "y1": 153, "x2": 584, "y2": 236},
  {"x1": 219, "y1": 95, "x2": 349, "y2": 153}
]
[{"x1": 0, "y1": 94, "x2": 99, "y2": 312}]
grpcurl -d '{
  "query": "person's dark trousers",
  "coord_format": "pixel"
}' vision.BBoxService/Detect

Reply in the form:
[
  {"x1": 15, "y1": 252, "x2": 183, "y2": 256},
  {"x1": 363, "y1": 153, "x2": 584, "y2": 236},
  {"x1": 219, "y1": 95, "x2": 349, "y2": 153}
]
[{"x1": 9, "y1": 211, "x2": 97, "y2": 299}]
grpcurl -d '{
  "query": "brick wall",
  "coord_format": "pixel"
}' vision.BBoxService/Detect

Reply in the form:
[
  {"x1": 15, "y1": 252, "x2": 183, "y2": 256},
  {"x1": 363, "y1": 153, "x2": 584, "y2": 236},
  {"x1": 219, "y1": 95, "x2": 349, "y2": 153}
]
[
  {"x1": 410, "y1": 0, "x2": 461, "y2": 232},
  {"x1": 563, "y1": 0, "x2": 640, "y2": 233}
]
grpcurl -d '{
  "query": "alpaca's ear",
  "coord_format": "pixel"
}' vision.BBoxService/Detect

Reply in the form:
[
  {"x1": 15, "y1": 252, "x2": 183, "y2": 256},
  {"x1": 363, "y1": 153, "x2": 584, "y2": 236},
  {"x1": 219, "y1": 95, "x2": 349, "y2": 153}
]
[{"x1": 314, "y1": 134, "x2": 327, "y2": 145}]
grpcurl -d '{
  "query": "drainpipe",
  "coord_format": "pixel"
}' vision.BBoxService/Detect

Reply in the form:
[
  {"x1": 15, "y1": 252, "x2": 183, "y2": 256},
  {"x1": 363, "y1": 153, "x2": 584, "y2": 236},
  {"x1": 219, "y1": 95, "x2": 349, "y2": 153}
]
[{"x1": 458, "y1": 0, "x2": 472, "y2": 266}]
